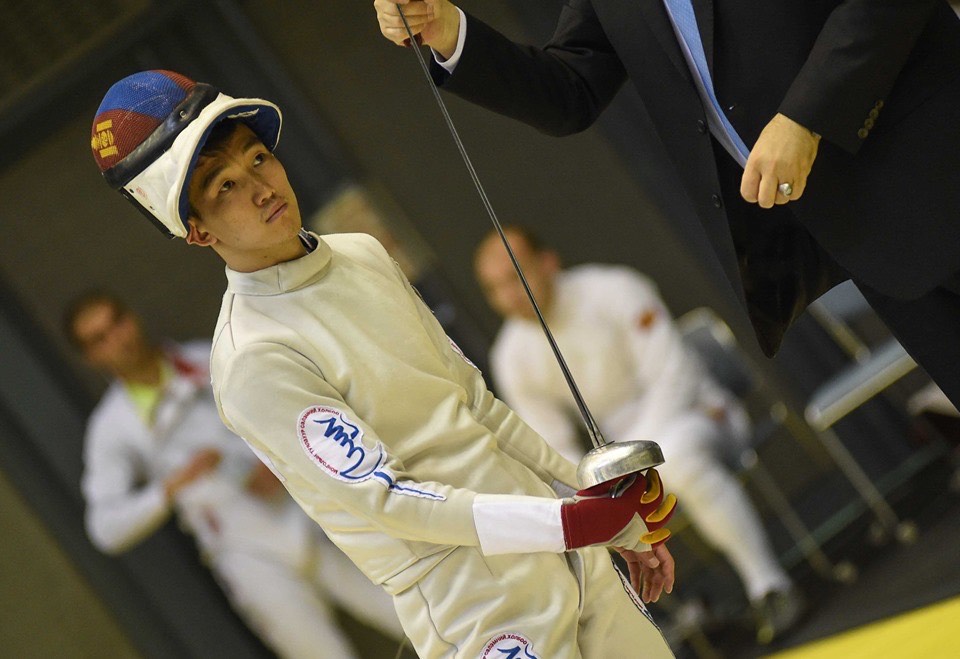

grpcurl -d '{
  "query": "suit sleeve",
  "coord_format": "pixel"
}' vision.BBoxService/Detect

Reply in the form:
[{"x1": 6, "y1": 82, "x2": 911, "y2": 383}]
[
  {"x1": 432, "y1": 4, "x2": 628, "y2": 136},
  {"x1": 779, "y1": 0, "x2": 940, "y2": 153}
]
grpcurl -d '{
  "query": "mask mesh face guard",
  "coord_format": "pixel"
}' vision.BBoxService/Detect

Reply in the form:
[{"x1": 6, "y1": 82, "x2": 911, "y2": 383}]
[{"x1": 92, "y1": 70, "x2": 281, "y2": 238}]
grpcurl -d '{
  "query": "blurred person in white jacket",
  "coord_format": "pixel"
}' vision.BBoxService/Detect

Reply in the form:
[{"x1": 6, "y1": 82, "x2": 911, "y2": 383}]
[
  {"x1": 65, "y1": 291, "x2": 403, "y2": 659},
  {"x1": 475, "y1": 226, "x2": 803, "y2": 644}
]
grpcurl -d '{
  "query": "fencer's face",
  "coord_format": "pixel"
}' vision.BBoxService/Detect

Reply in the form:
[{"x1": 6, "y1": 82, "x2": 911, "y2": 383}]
[
  {"x1": 186, "y1": 124, "x2": 304, "y2": 272},
  {"x1": 73, "y1": 301, "x2": 151, "y2": 376},
  {"x1": 475, "y1": 231, "x2": 557, "y2": 321}
]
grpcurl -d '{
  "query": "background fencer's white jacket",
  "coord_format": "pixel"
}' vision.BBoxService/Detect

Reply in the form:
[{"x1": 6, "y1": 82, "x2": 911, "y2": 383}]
[
  {"x1": 491, "y1": 265, "x2": 746, "y2": 463},
  {"x1": 210, "y1": 233, "x2": 579, "y2": 594},
  {"x1": 82, "y1": 341, "x2": 310, "y2": 567}
]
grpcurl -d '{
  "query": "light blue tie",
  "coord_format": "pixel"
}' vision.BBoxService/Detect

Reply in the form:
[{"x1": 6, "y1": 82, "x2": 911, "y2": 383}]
[{"x1": 661, "y1": 0, "x2": 750, "y2": 166}]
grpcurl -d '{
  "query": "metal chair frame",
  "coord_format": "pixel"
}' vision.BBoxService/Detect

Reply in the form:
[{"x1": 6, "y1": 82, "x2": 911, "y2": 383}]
[
  {"x1": 804, "y1": 282, "x2": 921, "y2": 544},
  {"x1": 677, "y1": 307, "x2": 857, "y2": 583}
]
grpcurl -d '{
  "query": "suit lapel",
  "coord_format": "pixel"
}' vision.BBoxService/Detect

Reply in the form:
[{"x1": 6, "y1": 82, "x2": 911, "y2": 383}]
[
  {"x1": 693, "y1": 0, "x2": 715, "y2": 76},
  {"x1": 635, "y1": 0, "x2": 692, "y2": 80},
  {"x1": 635, "y1": 0, "x2": 716, "y2": 79}
]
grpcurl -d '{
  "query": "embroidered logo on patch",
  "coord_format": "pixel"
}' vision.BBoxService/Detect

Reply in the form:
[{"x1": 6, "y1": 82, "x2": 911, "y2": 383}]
[
  {"x1": 298, "y1": 406, "x2": 385, "y2": 482},
  {"x1": 480, "y1": 632, "x2": 539, "y2": 658}
]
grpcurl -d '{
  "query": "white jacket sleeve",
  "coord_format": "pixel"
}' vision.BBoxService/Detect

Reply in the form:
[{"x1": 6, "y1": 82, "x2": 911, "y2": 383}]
[
  {"x1": 490, "y1": 338, "x2": 584, "y2": 466},
  {"x1": 217, "y1": 342, "x2": 568, "y2": 555},
  {"x1": 610, "y1": 272, "x2": 705, "y2": 440},
  {"x1": 396, "y1": 262, "x2": 580, "y2": 492},
  {"x1": 81, "y1": 418, "x2": 172, "y2": 554}
]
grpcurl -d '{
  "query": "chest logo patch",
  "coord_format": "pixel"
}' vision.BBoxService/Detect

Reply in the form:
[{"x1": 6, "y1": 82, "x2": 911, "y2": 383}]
[
  {"x1": 298, "y1": 406, "x2": 385, "y2": 482},
  {"x1": 480, "y1": 632, "x2": 539, "y2": 659},
  {"x1": 636, "y1": 308, "x2": 659, "y2": 330}
]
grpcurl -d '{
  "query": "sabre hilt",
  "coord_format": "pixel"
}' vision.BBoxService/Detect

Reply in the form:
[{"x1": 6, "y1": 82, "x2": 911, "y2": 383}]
[{"x1": 577, "y1": 441, "x2": 665, "y2": 489}]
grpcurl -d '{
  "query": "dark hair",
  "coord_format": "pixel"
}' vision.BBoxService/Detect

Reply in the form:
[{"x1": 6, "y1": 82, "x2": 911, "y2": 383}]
[
  {"x1": 62, "y1": 290, "x2": 129, "y2": 350},
  {"x1": 499, "y1": 224, "x2": 546, "y2": 252},
  {"x1": 474, "y1": 224, "x2": 548, "y2": 265},
  {"x1": 200, "y1": 119, "x2": 244, "y2": 159}
]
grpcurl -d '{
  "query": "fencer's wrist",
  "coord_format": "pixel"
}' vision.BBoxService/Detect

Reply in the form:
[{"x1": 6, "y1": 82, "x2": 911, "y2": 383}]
[{"x1": 473, "y1": 494, "x2": 565, "y2": 555}]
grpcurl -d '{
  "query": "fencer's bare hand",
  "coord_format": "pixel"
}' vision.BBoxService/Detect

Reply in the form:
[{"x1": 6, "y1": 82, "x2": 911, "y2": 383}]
[
  {"x1": 741, "y1": 113, "x2": 820, "y2": 209},
  {"x1": 615, "y1": 543, "x2": 675, "y2": 603},
  {"x1": 246, "y1": 461, "x2": 284, "y2": 499},
  {"x1": 374, "y1": 0, "x2": 461, "y2": 59},
  {"x1": 164, "y1": 448, "x2": 221, "y2": 499}
]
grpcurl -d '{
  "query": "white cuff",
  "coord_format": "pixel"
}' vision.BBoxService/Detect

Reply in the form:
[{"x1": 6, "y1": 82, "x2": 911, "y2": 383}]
[
  {"x1": 473, "y1": 494, "x2": 565, "y2": 555},
  {"x1": 433, "y1": 7, "x2": 467, "y2": 73}
]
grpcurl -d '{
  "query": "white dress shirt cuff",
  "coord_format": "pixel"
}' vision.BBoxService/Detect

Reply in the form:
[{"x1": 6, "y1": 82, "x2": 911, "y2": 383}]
[{"x1": 433, "y1": 7, "x2": 467, "y2": 73}]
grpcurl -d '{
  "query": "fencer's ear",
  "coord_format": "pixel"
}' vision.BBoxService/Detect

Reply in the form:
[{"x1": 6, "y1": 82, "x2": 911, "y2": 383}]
[{"x1": 185, "y1": 218, "x2": 217, "y2": 247}]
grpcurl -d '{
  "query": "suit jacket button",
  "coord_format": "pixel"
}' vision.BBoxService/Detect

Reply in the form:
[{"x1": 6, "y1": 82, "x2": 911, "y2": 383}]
[
  {"x1": 857, "y1": 128, "x2": 869, "y2": 139},
  {"x1": 875, "y1": 100, "x2": 884, "y2": 109},
  {"x1": 712, "y1": 194, "x2": 723, "y2": 208},
  {"x1": 869, "y1": 108, "x2": 880, "y2": 119},
  {"x1": 865, "y1": 117, "x2": 875, "y2": 129},
  {"x1": 697, "y1": 119, "x2": 707, "y2": 134}
]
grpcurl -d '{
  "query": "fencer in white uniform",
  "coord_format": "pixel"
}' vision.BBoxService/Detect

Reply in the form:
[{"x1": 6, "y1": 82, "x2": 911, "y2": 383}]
[
  {"x1": 89, "y1": 71, "x2": 680, "y2": 659},
  {"x1": 71, "y1": 302, "x2": 403, "y2": 659},
  {"x1": 475, "y1": 227, "x2": 801, "y2": 641},
  {"x1": 210, "y1": 231, "x2": 677, "y2": 658}
]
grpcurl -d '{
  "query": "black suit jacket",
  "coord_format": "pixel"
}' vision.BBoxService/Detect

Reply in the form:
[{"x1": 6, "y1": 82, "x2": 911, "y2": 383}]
[{"x1": 435, "y1": 0, "x2": 960, "y2": 353}]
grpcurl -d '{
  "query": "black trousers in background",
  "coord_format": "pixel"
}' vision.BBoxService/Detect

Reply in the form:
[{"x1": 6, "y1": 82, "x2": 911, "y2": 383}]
[{"x1": 859, "y1": 275, "x2": 960, "y2": 414}]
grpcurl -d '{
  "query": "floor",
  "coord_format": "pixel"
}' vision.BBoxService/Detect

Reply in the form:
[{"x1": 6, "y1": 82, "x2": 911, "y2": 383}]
[{"x1": 665, "y1": 455, "x2": 960, "y2": 659}]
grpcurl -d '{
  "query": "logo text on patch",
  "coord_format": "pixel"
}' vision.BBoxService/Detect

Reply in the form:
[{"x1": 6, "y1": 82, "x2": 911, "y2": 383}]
[
  {"x1": 480, "y1": 632, "x2": 539, "y2": 658},
  {"x1": 299, "y1": 406, "x2": 385, "y2": 482}
]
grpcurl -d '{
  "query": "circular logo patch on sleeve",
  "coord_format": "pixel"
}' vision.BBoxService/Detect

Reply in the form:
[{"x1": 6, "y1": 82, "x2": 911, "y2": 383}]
[
  {"x1": 298, "y1": 406, "x2": 385, "y2": 482},
  {"x1": 480, "y1": 632, "x2": 539, "y2": 658}
]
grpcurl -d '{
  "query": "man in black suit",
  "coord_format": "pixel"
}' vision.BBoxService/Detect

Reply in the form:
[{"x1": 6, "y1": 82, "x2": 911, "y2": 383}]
[{"x1": 374, "y1": 0, "x2": 960, "y2": 409}]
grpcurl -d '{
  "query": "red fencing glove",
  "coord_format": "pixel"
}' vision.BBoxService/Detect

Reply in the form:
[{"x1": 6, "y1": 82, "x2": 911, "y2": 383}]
[{"x1": 561, "y1": 468, "x2": 677, "y2": 551}]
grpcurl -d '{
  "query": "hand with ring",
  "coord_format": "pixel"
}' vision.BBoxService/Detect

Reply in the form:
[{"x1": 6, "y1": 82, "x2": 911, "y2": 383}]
[{"x1": 740, "y1": 113, "x2": 820, "y2": 208}]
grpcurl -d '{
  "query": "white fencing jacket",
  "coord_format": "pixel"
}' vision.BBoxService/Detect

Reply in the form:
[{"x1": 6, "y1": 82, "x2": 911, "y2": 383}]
[
  {"x1": 491, "y1": 265, "x2": 744, "y2": 463},
  {"x1": 82, "y1": 341, "x2": 310, "y2": 567},
  {"x1": 210, "y1": 233, "x2": 580, "y2": 594}
]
